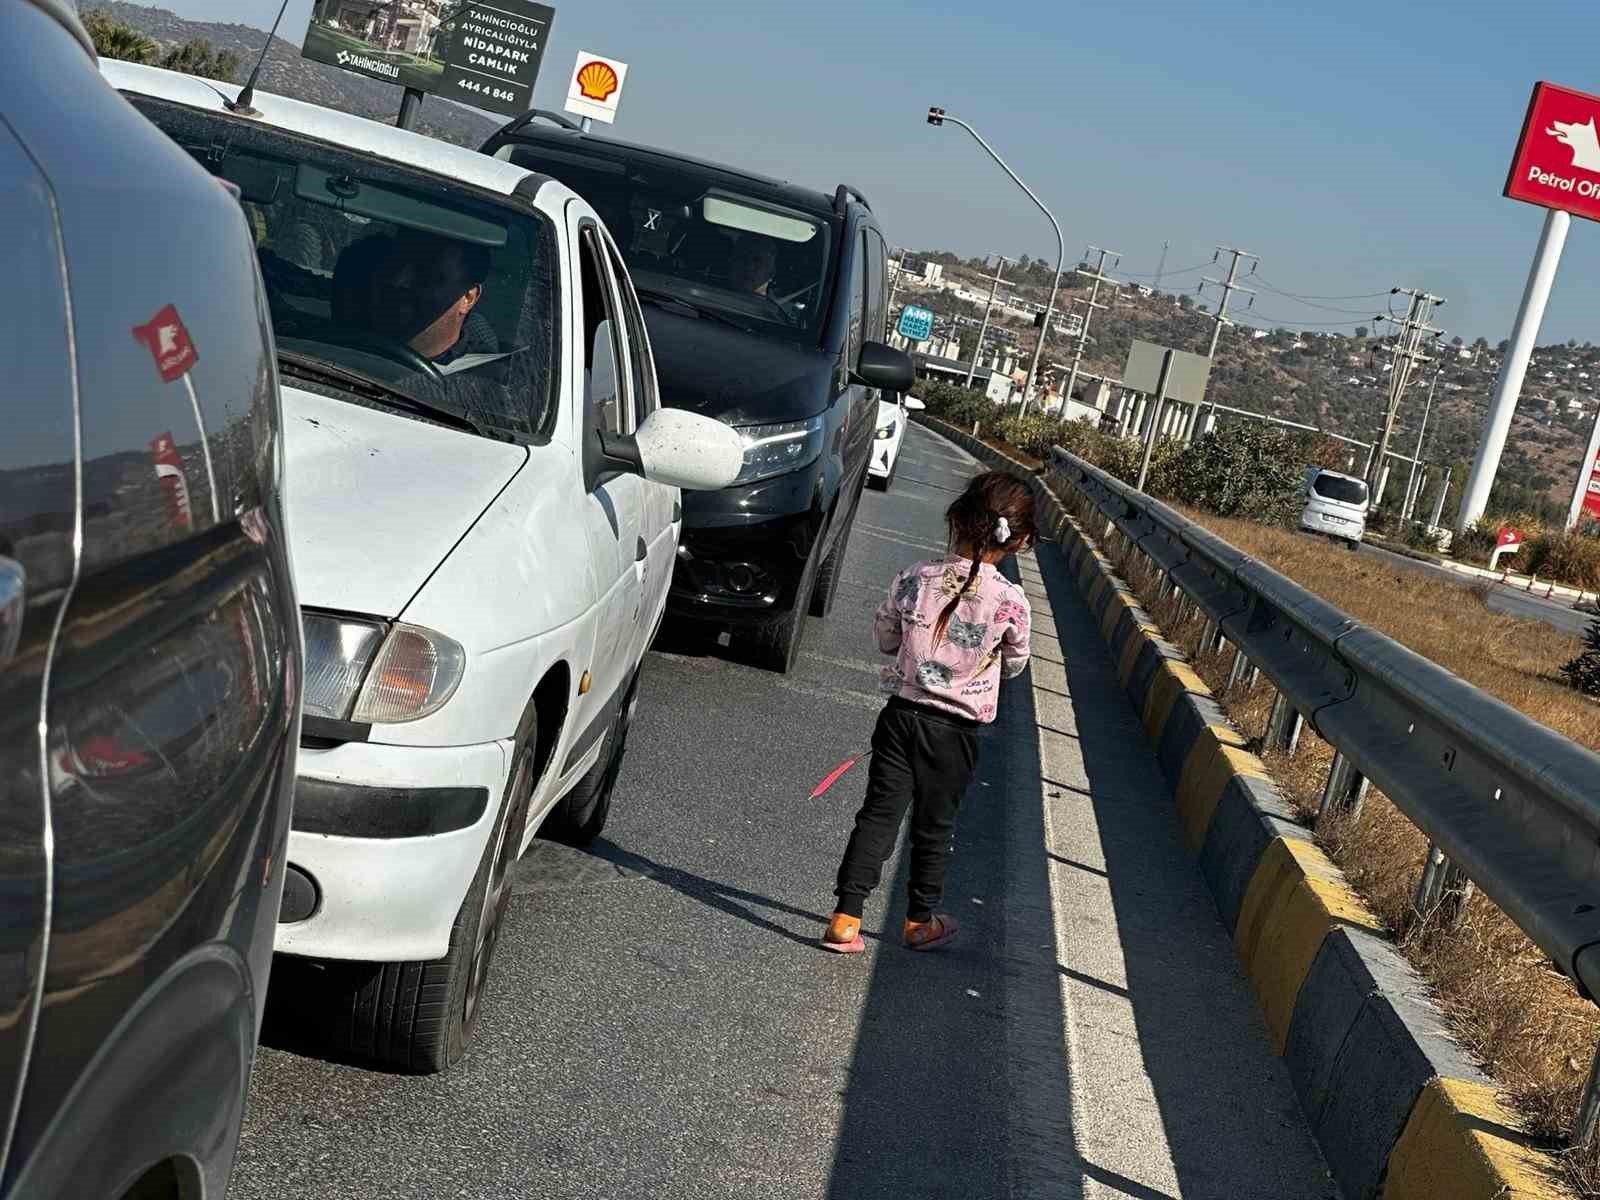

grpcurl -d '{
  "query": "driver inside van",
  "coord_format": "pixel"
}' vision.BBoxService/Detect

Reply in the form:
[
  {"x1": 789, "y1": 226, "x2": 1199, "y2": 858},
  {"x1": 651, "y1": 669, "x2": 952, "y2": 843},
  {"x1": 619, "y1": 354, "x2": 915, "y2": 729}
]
[{"x1": 727, "y1": 232, "x2": 778, "y2": 298}]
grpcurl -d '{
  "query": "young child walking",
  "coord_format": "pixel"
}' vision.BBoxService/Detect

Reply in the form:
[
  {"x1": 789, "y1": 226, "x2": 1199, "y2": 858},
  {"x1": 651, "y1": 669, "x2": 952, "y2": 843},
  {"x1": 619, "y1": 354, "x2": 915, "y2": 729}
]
[{"x1": 822, "y1": 471, "x2": 1036, "y2": 954}]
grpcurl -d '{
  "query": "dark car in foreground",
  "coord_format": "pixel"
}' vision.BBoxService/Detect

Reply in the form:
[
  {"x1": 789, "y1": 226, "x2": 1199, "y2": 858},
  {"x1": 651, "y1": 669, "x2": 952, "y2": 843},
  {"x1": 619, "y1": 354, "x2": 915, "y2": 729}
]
[
  {"x1": 482, "y1": 113, "x2": 914, "y2": 671},
  {"x1": 0, "y1": 3, "x2": 301, "y2": 1197}
]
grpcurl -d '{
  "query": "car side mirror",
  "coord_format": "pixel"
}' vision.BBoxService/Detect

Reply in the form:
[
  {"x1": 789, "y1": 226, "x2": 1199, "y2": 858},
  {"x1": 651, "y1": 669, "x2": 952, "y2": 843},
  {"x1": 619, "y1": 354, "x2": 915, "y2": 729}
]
[
  {"x1": 903, "y1": 396, "x2": 926, "y2": 412},
  {"x1": 597, "y1": 408, "x2": 745, "y2": 491},
  {"x1": 852, "y1": 341, "x2": 914, "y2": 392}
]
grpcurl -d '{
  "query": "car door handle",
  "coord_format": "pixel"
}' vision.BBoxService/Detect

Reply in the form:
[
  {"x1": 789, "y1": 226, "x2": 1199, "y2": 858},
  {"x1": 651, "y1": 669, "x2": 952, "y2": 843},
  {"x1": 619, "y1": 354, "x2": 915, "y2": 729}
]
[
  {"x1": 0, "y1": 556, "x2": 24, "y2": 668},
  {"x1": 636, "y1": 537, "x2": 648, "y2": 563},
  {"x1": 672, "y1": 501, "x2": 681, "y2": 523}
]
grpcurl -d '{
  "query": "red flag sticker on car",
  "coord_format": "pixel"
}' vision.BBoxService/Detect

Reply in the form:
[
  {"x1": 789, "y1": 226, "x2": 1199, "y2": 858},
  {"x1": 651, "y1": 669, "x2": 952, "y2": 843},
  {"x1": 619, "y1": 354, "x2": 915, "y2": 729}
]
[{"x1": 131, "y1": 304, "x2": 198, "y2": 382}]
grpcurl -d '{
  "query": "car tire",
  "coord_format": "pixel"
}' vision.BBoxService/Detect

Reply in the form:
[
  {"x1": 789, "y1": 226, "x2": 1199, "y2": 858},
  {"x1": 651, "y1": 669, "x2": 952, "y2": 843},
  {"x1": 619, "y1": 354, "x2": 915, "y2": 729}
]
[
  {"x1": 809, "y1": 519, "x2": 855, "y2": 620},
  {"x1": 751, "y1": 536, "x2": 822, "y2": 673},
  {"x1": 276, "y1": 709, "x2": 539, "y2": 1074},
  {"x1": 542, "y1": 671, "x2": 638, "y2": 848}
]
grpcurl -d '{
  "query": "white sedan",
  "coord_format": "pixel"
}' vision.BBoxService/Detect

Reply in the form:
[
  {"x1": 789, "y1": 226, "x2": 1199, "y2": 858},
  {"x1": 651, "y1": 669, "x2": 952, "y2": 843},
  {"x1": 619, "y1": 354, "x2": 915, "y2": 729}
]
[{"x1": 867, "y1": 393, "x2": 925, "y2": 490}]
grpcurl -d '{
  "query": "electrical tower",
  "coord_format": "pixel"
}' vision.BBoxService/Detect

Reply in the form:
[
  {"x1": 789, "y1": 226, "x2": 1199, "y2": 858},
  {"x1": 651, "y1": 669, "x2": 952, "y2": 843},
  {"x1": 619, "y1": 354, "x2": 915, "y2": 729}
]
[
  {"x1": 963, "y1": 254, "x2": 1011, "y2": 389},
  {"x1": 1060, "y1": 245, "x2": 1119, "y2": 420},
  {"x1": 1200, "y1": 246, "x2": 1257, "y2": 357},
  {"x1": 1368, "y1": 287, "x2": 1446, "y2": 499}
]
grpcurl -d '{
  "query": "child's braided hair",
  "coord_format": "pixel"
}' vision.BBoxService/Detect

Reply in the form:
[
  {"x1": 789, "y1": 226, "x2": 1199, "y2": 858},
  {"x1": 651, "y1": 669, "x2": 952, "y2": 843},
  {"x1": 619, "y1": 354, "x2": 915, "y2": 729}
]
[{"x1": 932, "y1": 471, "x2": 1037, "y2": 645}]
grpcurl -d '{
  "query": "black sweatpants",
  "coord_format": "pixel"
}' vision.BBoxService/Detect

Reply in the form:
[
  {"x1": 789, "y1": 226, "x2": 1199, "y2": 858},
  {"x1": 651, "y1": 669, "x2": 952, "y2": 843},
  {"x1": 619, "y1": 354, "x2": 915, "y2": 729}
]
[{"x1": 833, "y1": 696, "x2": 981, "y2": 923}]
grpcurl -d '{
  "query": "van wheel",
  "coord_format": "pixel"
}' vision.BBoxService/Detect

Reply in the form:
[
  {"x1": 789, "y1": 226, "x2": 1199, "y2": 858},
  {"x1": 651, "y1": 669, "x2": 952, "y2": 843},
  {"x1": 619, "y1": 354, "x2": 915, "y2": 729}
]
[
  {"x1": 279, "y1": 713, "x2": 538, "y2": 1073},
  {"x1": 543, "y1": 672, "x2": 638, "y2": 847},
  {"x1": 809, "y1": 516, "x2": 855, "y2": 619},
  {"x1": 751, "y1": 539, "x2": 822, "y2": 673}
]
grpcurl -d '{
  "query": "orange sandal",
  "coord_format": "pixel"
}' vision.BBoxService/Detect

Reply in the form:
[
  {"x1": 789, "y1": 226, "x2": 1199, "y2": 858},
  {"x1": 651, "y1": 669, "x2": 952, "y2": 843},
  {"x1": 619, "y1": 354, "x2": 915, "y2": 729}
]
[
  {"x1": 821, "y1": 912, "x2": 865, "y2": 954},
  {"x1": 903, "y1": 913, "x2": 958, "y2": 951}
]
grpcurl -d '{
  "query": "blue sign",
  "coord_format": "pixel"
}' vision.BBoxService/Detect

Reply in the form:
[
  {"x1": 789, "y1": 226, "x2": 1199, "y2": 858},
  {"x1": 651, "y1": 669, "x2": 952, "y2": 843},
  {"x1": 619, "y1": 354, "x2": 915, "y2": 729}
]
[{"x1": 897, "y1": 304, "x2": 935, "y2": 343}]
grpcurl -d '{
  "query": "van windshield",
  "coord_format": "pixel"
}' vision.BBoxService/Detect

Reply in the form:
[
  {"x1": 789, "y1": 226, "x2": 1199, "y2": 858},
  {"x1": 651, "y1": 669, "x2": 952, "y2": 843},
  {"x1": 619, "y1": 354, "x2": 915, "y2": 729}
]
[
  {"x1": 1313, "y1": 474, "x2": 1369, "y2": 506},
  {"x1": 504, "y1": 145, "x2": 832, "y2": 344},
  {"x1": 131, "y1": 99, "x2": 558, "y2": 441}
]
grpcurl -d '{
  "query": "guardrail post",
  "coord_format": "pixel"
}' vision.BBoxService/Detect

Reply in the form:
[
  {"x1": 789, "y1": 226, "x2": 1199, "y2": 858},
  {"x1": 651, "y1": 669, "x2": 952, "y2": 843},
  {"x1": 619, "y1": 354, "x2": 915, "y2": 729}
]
[
  {"x1": 1413, "y1": 842, "x2": 1474, "y2": 927},
  {"x1": 1198, "y1": 618, "x2": 1217, "y2": 655},
  {"x1": 1575, "y1": 1043, "x2": 1600, "y2": 1151},
  {"x1": 1246, "y1": 665, "x2": 1261, "y2": 691},
  {"x1": 1265, "y1": 691, "x2": 1304, "y2": 755},
  {"x1": 1226, "y1": 647, "x2": 1249, "y2": 693},
  {"x1": 1317, "y1": 751, "x2": 1370, "y2": 823}
]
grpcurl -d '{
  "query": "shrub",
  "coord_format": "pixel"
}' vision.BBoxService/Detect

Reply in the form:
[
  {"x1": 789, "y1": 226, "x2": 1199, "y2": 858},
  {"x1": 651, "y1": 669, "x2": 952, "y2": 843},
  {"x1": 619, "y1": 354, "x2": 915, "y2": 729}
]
[
  {"x1": 991, "y1": 413, "x2": 1054, "y2": 460},
  {"x1": 1525, "y1": 526, "x2": 1600, "y2": 589},
  {"x1": 1561, "y1": 616, "x2": 1600, "y2": 697},
  {"x1": 1150, "y1": 423, "x2": 1308, "y2": 525}
]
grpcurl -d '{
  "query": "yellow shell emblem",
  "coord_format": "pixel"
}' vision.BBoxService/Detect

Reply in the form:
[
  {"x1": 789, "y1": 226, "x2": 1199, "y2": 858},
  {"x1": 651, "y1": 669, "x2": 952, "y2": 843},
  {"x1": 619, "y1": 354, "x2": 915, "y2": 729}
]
[{"x1": 576, "y1": 60, "x2": 619, "y2": 102}]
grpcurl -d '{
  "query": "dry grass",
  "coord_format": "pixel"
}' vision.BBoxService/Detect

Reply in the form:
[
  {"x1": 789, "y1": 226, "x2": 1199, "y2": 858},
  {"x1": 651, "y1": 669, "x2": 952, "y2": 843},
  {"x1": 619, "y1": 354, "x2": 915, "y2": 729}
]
[{"x1": 1056, "y1": 485, "x2": 1600, "y2": 1196}]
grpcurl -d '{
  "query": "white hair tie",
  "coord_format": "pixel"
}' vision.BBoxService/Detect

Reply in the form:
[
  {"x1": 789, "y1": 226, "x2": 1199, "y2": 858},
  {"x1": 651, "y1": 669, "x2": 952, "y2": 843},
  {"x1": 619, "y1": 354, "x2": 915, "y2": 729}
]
[{"x1": 992, "y1": 516, "x2": 1011, "y2": 545}]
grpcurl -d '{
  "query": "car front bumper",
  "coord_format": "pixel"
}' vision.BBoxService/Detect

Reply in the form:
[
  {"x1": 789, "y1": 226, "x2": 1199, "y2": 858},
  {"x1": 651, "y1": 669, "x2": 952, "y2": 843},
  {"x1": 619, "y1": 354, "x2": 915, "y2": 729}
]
[{"x1": 276, "y1": 738, "x2": 511, "y2": 963}]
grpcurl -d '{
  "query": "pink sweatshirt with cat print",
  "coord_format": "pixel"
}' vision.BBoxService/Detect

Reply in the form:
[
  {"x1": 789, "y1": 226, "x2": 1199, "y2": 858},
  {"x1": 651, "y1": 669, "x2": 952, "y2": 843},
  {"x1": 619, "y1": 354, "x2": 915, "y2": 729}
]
[{"x1": 873, "y1": 556, "x2": 1032, "y2": 724}]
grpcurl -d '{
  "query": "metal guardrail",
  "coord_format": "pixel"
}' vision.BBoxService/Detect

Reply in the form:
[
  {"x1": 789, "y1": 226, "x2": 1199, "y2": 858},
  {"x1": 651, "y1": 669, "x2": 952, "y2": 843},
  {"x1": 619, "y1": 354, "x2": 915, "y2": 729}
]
[{"x1": 1048, "y1": 445, "x2": 1600, "y2": 1142}]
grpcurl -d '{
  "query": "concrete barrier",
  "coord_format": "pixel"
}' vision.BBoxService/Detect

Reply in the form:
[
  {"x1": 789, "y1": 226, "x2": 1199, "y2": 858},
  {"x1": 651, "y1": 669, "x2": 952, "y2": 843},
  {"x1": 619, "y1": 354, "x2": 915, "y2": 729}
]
[{"x1": 916, "y1": 415, "x2": 1565, "y2": 1200}]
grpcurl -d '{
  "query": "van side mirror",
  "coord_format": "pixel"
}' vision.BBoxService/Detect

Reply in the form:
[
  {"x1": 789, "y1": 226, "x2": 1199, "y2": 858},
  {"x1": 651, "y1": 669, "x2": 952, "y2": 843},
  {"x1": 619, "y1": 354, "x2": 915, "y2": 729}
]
[
  {"x1": 852, "y1": 341, "x2": 914, "y2": 392},
  {"x1": 597, "y1": 408, "x2": 745, "y2": 491},
  {"x1": 903, "y1": 396, "x2": 925, "y2": 412}
]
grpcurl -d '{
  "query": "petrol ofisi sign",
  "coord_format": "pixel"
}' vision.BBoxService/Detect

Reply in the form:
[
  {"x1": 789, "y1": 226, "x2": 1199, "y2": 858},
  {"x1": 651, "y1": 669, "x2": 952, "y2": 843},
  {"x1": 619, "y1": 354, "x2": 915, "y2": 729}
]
[{"x1": 1504, "y1": 82, "x2": 1600, "y2": 224}]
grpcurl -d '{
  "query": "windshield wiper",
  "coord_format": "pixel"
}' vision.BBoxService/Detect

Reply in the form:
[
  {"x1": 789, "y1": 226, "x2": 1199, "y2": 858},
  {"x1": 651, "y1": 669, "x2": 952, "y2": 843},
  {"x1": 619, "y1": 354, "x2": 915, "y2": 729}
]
[
  {"x1": 278, "y1": 351, "x2": 484, "y2": 436},
  {"x1": 635, "y1": 287, "x2": 755, "y2": 333}
]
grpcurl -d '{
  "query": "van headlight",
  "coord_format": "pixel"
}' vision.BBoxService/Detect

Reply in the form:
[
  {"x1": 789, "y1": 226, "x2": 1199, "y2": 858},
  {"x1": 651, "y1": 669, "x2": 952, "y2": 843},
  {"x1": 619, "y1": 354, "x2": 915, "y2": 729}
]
[
  {"x1": 302, "y1": 613, "x2": 465, "y2": 724},
  {"x1": 731, "y1": 415, "x2": 826, "y2": 485},
  {"x1": 875, "y1": 419, "x2": 897, "y2": 441}
]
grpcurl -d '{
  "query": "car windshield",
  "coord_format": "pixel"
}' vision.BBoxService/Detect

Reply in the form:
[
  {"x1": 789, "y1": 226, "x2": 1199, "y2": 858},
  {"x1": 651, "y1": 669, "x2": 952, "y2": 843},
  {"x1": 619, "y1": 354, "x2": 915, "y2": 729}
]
[
  {"x1": 503, "y1": 144, "x2": 832, "y2": 344},
  {"x1": 131, "y1": 99, "x2": 558, "y2": 441},
  {"x1": 1313, "y1": 473, "x2": 1369, "y2": 506}
]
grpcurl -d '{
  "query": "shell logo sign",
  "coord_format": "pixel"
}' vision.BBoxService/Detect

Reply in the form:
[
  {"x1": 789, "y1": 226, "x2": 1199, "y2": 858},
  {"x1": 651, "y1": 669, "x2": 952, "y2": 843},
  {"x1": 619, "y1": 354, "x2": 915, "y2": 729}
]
[
  {"x1": 576, "y1": 60, "x2": 619, "y2": 102},
  {"x1": 564, "y1": 50, "x2": 628, "y2": 125}
]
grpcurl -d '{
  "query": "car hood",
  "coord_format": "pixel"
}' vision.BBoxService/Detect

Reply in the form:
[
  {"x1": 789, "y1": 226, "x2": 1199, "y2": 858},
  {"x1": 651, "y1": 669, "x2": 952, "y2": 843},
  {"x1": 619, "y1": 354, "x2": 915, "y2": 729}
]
[
  {"x1": 281, "y1": 386, "x2": 527, "y2": 618},
  {"x1": 643, "y1": 306, "x2": 835, "y2": 427}
]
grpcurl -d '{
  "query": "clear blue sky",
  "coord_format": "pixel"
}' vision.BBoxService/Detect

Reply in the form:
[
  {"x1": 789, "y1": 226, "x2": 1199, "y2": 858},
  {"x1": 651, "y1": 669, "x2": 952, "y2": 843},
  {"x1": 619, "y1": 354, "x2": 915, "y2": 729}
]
[{"x1": 138, "y1": 0, "x2": 1600, "y2": 344}]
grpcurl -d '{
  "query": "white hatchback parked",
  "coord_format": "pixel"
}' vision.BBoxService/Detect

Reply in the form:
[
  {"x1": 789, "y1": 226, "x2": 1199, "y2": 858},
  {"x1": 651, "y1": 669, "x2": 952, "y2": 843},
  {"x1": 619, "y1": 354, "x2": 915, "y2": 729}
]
[{"x1": 106, "y1": 63, "x2": 743, "y2": 1071}]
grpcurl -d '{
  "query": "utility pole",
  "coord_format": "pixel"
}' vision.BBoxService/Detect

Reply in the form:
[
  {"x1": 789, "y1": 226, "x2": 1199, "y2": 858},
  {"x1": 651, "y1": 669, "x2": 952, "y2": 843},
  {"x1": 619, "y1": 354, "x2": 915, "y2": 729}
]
[
  {"x1": 1401, "y1": 364, "x2": 1442, "y2": 521},
  {"x1": 964, "y1": 255, "x2": 1011, "y2": 389},
  {"x1": 1155, "y1": 239, "x2": 1169, "y2": 291},
  {"x1": 1059, "y1": 246, "x2": 1119, "y2": 422},
  {"x1": 1369, "y1": 287, "x2": 1446, "y2": 500},
  {"x1": 1197, "y1": 246, "x2": 1256, "y2": 434}
]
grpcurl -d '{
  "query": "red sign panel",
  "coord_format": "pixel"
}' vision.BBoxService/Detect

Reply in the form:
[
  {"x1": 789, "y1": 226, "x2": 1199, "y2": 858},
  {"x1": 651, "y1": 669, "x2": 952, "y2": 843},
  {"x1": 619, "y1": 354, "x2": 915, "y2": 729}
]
[
  {"x1": 1582, "y1": 449, "x2": 1600, "y2": 523},
  {"x1": 1505, "y1": 82, "x2": 1600, "y2": 223},
  {"x1": 131, "y1": 303, "x2": 198, "y2": 382},
  {"x1": 1496, "y1": 526, "x2": 1523, "y2": 548},
  {"x1": 149, "y1": 431, "x2": 193, "y2": 532}
]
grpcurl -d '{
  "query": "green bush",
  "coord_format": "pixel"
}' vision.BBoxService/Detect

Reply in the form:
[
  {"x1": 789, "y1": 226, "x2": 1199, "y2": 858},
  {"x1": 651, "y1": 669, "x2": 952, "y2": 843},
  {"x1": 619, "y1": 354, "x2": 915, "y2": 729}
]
[
  {"x1": 1150, "y1": 423, "x2": 1308, "y2": 524},
  {"x1": 991, "y1": 413, "x2": 1055, "y2": 459},
  {"x1": 1561, "y1": 616, "x2": 1600, "y2": 697},
  {"x1": 1525, "y1": 525, "x2": 1600, "y2": 589}
]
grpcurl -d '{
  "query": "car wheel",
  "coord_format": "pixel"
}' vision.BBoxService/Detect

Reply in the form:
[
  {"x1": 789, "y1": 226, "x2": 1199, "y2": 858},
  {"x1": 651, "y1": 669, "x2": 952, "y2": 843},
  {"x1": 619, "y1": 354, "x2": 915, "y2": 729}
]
[
  {"x1": 542, "y1": 671, "x2": 639, "y2": 847},
  {"x1": 809, "y1": 513, "x2": 855, "y2": 619},
  {"x1": 277, "y1": 710, "x2": 539, "y2": 1073},
  {"x1": 750, "y1": 535, "x2": 822, "y2": 673}
]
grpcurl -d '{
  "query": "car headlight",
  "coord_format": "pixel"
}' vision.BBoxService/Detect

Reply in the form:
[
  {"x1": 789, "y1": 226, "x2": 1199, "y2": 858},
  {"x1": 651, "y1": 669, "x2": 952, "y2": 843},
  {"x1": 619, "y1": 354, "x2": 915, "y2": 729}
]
[
  {"x1": 302, "y1": 613, "x2": 465, "y2": 724},
  {"x1": 875, "y1": 419, "x2": 897, "y2": 441},
  {"x1": 732, "y1": 416, "x2": 826, "y2": 485}
]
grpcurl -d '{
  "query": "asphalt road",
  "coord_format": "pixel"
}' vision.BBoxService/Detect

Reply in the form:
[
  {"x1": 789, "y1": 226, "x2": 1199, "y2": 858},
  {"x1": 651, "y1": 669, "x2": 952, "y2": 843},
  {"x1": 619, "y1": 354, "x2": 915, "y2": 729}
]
[
  {"x1": 233, "y1": 425, "x2": 1335, "y2": 1200},
  {"x1": 1352, "y1": 540, "x2": 1593, "y2": 638}
]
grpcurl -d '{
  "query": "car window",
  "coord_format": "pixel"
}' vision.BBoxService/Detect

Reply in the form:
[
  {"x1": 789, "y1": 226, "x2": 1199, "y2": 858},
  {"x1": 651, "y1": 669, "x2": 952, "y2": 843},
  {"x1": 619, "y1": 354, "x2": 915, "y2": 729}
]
[
  {"x1": 505, "y1": 145, "x2": 832, "y2": 346},
  {"x1": 132, "y1": 98, "x2": 558, "y2": 443},
  {"x1": 603, "y1": 233, "x2": 658, "y2": 428},
  {"x1": 580, "y1": 226, "x2": 630, "y2": 436},
  {"x1": 845, "y1": 232, "x2": 866, "y2": 366},
  {"x1": 1313, "y1": 473, "x2": 1369, "y2": 506},
  {"x1": 864, "y1": 228, "x2": 887, "y2": 342}
]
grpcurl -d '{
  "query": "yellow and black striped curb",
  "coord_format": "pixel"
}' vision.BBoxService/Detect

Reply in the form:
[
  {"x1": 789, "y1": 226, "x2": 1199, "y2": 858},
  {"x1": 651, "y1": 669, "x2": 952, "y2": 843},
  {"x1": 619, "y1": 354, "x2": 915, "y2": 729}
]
[{"x1": 918, "y1": 415, "x2": 1565, "y2": 1200}]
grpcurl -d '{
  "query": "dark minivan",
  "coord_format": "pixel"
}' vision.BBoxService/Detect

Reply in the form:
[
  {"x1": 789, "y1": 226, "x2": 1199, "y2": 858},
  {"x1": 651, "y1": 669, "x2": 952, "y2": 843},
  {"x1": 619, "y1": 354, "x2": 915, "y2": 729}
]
[
  {"x1": 482, "y1": 113, "x2": 914, "y2": 671},
  {"x1": 0, "y1": 3, "x2": 301, "y2": 1197}
]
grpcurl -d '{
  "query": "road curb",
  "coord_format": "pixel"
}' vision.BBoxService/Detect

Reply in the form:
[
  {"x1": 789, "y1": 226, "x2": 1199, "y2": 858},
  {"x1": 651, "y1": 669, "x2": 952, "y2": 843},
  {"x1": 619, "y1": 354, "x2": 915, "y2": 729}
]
[{"x1": 915, "y1": 415, "x2": 1566, "y2": 1200}]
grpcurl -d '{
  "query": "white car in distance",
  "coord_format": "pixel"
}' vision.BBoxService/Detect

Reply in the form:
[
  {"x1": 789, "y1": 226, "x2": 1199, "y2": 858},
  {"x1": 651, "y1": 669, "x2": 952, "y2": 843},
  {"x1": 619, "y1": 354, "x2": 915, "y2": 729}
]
[
  {"x1": 105, "y1": 63, "x2": 744, "y2": 1072},
  {"x1": 867, "y1": 392, "x2": 925, "y2": 490}
]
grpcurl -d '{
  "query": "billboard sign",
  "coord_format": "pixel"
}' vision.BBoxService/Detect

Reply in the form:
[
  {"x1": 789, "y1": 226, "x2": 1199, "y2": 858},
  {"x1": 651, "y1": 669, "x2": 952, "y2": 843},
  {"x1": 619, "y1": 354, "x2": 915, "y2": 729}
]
[
  {"x1": 897, "y1": 305, "x2": 934, "y2": 343},
  {"x1": 1123, "y1": 339, "x2": 1212, "y2": 405},
  {"x1": 1579, "y1": 443, "x2": 1600, "y2": 524},
  {"x1": 564, "y1": 51, "x2": 628, "y2": 124},
  {"x1": 302, "y1": 0, "x2": 554, "y2": 116},
  {"x1": 1504, "y1": 81, "x2": 1600, "y2": 224}
]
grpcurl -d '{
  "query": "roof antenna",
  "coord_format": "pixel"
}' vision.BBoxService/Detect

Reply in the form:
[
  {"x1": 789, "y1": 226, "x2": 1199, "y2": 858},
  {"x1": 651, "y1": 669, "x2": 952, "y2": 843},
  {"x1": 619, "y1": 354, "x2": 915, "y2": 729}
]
[{"x1": 225, "y1": 0, "x2": 288, "y2": 118}]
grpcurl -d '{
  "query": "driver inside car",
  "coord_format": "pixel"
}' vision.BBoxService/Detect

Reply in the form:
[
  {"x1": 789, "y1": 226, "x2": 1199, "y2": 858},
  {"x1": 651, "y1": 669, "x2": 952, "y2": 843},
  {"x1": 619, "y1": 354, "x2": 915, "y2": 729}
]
[
  {"x1": 726, "y1": 232, "x2": 778, "y2": 298},
  {"x1": 366, "y1": 229, "x2": 499, "y2": 366}
]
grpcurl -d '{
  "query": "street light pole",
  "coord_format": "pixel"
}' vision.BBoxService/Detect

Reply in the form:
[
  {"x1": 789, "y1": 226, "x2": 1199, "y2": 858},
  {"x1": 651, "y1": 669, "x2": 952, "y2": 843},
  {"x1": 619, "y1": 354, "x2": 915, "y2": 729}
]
[
  {"x1": 927, "y1": 107, "x2": 1064, "y2": 415},
  {"x1": 964, "y1": 255, "x2": 1010, "y2": 389}
]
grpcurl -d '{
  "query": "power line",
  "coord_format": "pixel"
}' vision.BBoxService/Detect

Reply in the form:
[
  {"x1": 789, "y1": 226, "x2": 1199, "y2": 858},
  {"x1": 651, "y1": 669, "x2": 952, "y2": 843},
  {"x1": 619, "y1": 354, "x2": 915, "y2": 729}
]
[
  {"x1": 1247, "y1": 279, "x2": 1387, "y2": 316},
  {"x1": 1120, "y1": 260, "x2": 1211, "y2": 280},
  {"x1": 1246, "y1": 276, "x2": 1392, "y2": 302}
]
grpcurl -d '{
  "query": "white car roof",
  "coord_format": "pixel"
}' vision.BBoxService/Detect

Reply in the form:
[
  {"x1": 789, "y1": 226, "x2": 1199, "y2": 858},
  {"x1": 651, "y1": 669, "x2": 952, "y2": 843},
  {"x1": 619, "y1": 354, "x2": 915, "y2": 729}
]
[{"x1": 100, "y1": 60, "x2": 535, "y2": 198}]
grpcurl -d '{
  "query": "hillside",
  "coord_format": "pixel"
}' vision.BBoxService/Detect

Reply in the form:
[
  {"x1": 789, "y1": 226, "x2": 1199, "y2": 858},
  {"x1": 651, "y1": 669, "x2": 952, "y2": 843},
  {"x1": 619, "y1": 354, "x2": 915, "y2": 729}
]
[
  {"x1": 92, "y1": 2, "x2": 500, "y2": 148},
  {"x1": 899, "y1": 253, "x2": 1597, "y2": 521}
]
